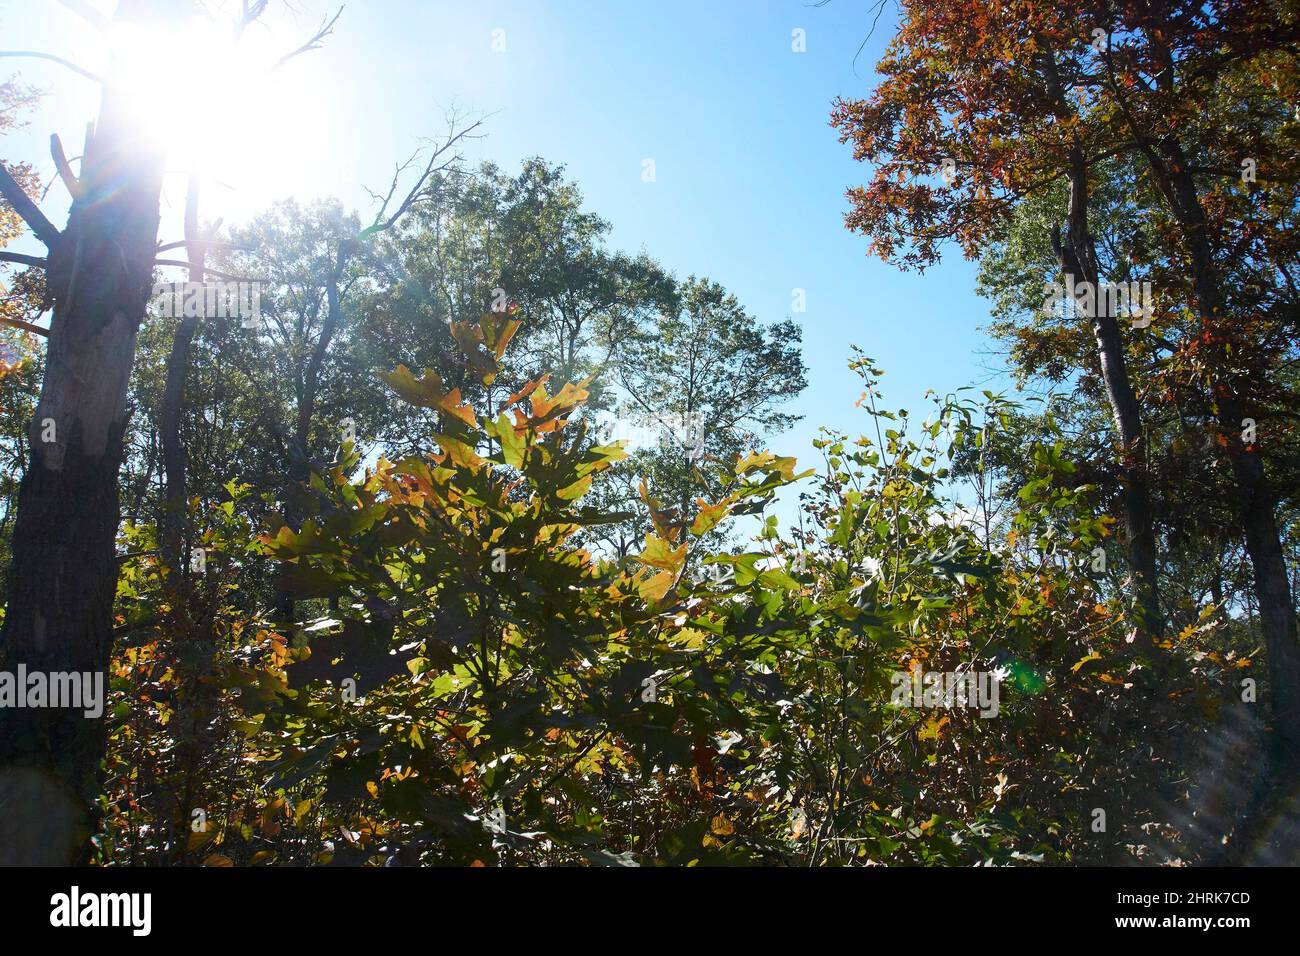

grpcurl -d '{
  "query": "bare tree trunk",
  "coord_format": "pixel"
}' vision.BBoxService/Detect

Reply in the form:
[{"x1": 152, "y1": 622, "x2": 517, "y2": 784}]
[
  {"x1": 1101, "y1": 22, "x2": 1300, "y2": 757},
  {"x1": 267, "y1": 118, "x2": 477, "y2": 621},
  {"x1": 1149, "y1": 134, "x2": 1300, "y2": 753},
  {"x1": 274, "y1": 244, "x2": 347, "y2": 622},
  {"x1": 1053, "y1": 145, "x2": 1163, "y2": 642},
  {"x1": 0, "y1": 0, "x2": 174, "y2": 865},
  {"x1": 159, "y1": 174, "x2": 205, "y2": 572}
]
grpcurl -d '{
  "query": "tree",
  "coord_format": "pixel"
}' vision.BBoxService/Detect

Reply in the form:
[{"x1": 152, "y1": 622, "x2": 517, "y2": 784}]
[
  {"x1": 360, "y1": 159, "x2": 677, "y2": 449},
  {"x1": 0, "y1": 0, "x2": 176, "y2": 865},
  {"x1": 0, "y1": 75, "x2": 44, "y2": 605},
  {"x1": 590, "y1": 276, "x2": 807, "y2": 558},
  {"x1": 830, "y1": 0, "x2": 1164, "y2": 642},
  {"x1": 1085, "y1": 0, "x2": 1300, "y2": 758},
  {"x1": 213, "y1": 117, "x2": 483, "y2": 623},
  {"x1": 0, "y1": 0, "x2": 343, "y2": 865},
  {"x1": 832, "y1": 0, "x2": 1300, "y2": 757}
]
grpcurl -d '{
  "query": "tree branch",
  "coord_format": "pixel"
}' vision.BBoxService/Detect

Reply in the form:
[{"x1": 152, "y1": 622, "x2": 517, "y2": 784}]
[
  {"x1": 49, "y1": 133, "x2": 82, "y2": 200},
  {"x1": 272, "y1": 6, "x2": 344, "y2": 71},
  {"x1": 157, "y1": 239, "x2": 251, "y2": 254},
  {"x1": 0, "y1": 50, "x2": 100, "y2": 83},
  {"x1": 154, "y1": 259, "x2": 267, "y2": 284},
  {"x1": 236, "y1": 0, "x2": 273, "y2": 39},
  {"x1": 0, "y1": 251, "x2": 47, "y2": 268},
  {"x1": 0, "y1": 162, "x2": 61, "y2": 247},
  {"x1": 363, "y1": 114, "x2": 487, "y2": 237},
  {"x1": 0, "y1": 316, "x2": 48, "y2": 337}
]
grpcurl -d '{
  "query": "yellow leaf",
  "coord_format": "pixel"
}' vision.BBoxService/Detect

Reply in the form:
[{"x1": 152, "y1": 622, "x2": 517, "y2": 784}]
[
  {"x1": 480, "y1": 312, "x2": 522, "y2": 359},
  {"x1": 711, "y1": 814, "x2": 735, "y2": 835},
  {"x1": 433, "y1": 434, "x2": 486, "y2": 468},
  {"x1": 502, "y1": 376, "x2": 545, "y2": 411},
  {"x1": 383, "y1": 366, "x2": 478, "y2": 424},
  {"x1": 528, "y1": 380, "x2": 589, "y2": 423},
  {"x1": 690, "y1": 499, "x2": 728, "y2": 536},
  {"x1": 918, "y1": 715, "x2": 948, "y2": 740},
  {"x1": 203, "y1": 854, "x2": 234, "y2": 867},
  {"x1": 634, "y1": 533, "x2": 687, "y2": 573},
  {"x1": 639, "y1": 479, "x2": 678, "y2": 543},
  {"x1": 638, "y1": 570, "x2": 675, "y2": 602},
  {"x1": 1071, "y1": 651, "x2": 1102, "y2": 673},
  {"x1": 557, "y1": 474, "x2": 592, "y2": 501},
  {"x1": 382, "y1": 364, "x2": 448, "y2": 408}
]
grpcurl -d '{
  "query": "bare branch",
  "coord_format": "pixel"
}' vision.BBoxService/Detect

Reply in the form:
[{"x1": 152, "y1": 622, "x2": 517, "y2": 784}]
[
  {"x1": 236, "y1": 0, "x2": 273, "y2": 40},
  {"x1": 153, "y1": 258, "x2": 267, "y2": 284},
  {"x1": 363, "y1": 147, "x2": 422, "y2": 225},
  {"x1": 363, "y1": 114, "x2": 487, "y2": 238},
  {"x1": 115, "y1": 550, "x2": 158, "y2": 565},
  {"x1": 49, "y1": 133, "x2": 82, "y2": 200},
  {"x1": 272, "y1": 6, "x2": 344, "y2": 71},
  {"x1": 39, "y1": 154, "x2": 82, "y2": 202},
  {"x1": 0, "y1": 50, "x2": 100, "y2": 83},
  {"x1": 0, "y1": 162, "x2": 61, "y2": 247},
  {"x1": 0, "y1": 316, "x2": 48, "y2": 337},
  {"x1": 0, "y1": 251, "x2": 47, "y2": 268},
  {"x1": 157, "y1": 239, "x2": 252, "y2": 254}
]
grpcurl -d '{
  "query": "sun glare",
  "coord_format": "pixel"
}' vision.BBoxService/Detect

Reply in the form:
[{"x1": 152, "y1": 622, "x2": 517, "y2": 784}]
[{"x1": 104, "y1": 9, "x2": 327, "y2": 213}]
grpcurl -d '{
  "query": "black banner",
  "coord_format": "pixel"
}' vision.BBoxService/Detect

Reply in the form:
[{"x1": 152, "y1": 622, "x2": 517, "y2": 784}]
[{"x1": 2, "y1": 865, "x2": 1277, "y2": 943}]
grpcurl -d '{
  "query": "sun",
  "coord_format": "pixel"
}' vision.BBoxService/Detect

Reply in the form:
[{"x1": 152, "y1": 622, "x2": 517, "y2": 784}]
[{"x1": 104, "y1": 5, "x2": 329, "y2": 215}]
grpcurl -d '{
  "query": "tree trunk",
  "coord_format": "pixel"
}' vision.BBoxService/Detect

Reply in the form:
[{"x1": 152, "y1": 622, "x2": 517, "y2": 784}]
[
  {"x1": 1147, "y1": 134, "x2": 1300, "y2": 753},
  {"x1": 0, "y1": 0, "x2": 173, "y2": 865},
  {"x1": 274, "y1": 245, "x2": 347, "y2": 623},
  {"x1": 159, "y1": 175, "x2": 205, "y2": 572},
  {"x1": 1054, "y1": 146, "x2": 1163, "y2": 642},
  {"x1": 1107, "y1": 18, "x2": 1300, "y2": 753}
]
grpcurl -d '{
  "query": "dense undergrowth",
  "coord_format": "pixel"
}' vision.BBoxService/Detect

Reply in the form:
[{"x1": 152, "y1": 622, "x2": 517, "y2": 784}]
[{"x1": 96, "y1": 316, "x2": 1250, "y2": 866}]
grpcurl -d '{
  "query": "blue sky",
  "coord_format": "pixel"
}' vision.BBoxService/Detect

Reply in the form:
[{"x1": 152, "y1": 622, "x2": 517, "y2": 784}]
[{"x1": 3, "y1": 0, "x2": 1011, "y2": 509}]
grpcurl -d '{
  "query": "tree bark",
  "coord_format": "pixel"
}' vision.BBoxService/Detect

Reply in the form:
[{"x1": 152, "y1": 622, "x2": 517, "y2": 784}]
[
  {"x1": 1143, "y1": 131, "x2": 1300, "y2": 753},
  {"x1": 0, "y1": 0, "x2": 174, "y2": 865},
  {"x1": 159, "y1": 174, "x2": 205, "y2": 572},
  {"x1": 1053, "y1": 146, "x2": 1163, "y2": 642},
  {"x1": 274, "y1": 242, "x2": 348, "y2": 622},
  {"x1": 1039, "y1": 49, "x2": 1162, "y2": 641},
  {"x1": 1102, "y1": 19, "x2": 1300, "y2": 756}
]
